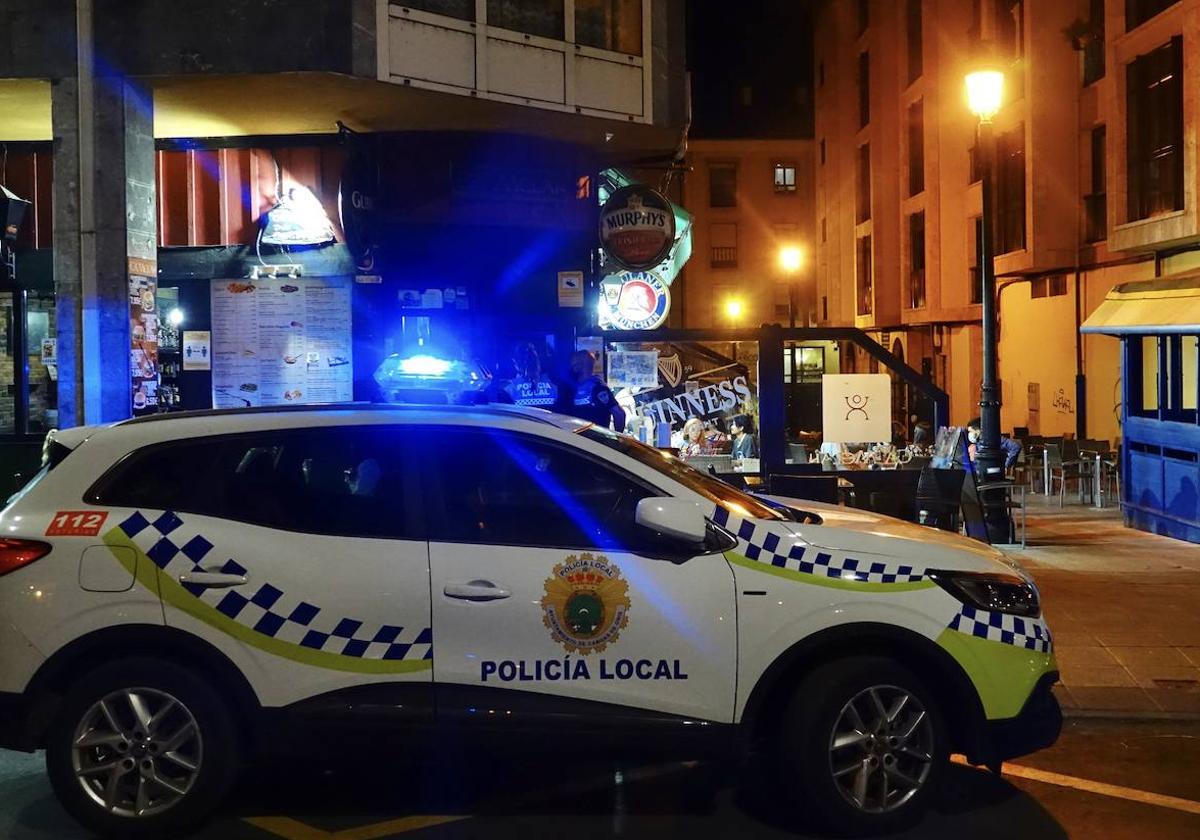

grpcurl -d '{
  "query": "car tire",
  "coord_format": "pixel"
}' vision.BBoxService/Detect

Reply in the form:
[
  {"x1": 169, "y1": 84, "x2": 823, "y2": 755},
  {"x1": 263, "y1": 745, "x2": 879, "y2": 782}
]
[
  {"x1": 45, "y1": 657, "x2": 240, "y2": 839},
  {"x1": 777, "y1": 656, "x2": 948, "y2": 836}
]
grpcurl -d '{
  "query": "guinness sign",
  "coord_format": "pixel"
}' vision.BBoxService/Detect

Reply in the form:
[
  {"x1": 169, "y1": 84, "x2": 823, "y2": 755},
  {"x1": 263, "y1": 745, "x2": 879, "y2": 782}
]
[{"x1": 599, "y1": 185, "x2": 676, "y2": 271}]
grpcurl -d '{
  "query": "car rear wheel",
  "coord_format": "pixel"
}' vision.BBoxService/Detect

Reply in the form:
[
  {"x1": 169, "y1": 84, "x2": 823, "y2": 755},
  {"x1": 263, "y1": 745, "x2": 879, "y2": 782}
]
[
  {"x1": 45, "y1": 657, "x2": 239, "y2": 838},
  {"x1": 778, "y1": 656, "x2": 948, "y2": 836}
]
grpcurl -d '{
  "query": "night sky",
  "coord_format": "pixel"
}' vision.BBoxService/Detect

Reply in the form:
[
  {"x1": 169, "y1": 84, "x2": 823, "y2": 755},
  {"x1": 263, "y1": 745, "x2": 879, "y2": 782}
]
[{"x1": 687, "y1": 0, "x2": 815, "y2": 139}]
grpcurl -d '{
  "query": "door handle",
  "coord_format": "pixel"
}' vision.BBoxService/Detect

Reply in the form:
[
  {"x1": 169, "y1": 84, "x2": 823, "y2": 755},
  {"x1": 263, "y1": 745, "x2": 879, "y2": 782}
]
[
  {"x1": 443, "y1": 580, "x2": 512, "y2": 602},
  {"x1": 178, "y1": 570, "x2": 248, "y2": 588}
]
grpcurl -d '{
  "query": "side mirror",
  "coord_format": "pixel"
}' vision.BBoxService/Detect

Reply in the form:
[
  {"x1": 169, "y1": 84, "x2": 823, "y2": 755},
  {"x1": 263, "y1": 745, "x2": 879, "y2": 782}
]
[{"x1": 635, "y1": 497, "x2": 708, "y2": 545}]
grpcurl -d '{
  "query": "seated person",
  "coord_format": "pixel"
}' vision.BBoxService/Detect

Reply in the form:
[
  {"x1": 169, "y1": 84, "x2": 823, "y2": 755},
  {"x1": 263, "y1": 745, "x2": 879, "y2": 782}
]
[
  {"x1": 730, "y1": 414, "x2": 757, "y2": 460},
  {"x1": 963, "y1": 417, "x2": 1022, "y2": 474},
  {"x1": 679, "y1": 417, "x2": 727, "y2": 458}
]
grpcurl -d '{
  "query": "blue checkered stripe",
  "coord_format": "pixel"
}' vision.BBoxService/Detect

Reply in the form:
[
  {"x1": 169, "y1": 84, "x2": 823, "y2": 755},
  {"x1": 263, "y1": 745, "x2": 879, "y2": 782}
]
[
  {"x1": 711, "y1": 506, "x2": 925, "y2": 584},
  {"x1": 117, "y1": 511, "x2": 432, "y2": 662},
  {"x1": 948, "y1": 605, "x2": 1052, "y2": 654}
]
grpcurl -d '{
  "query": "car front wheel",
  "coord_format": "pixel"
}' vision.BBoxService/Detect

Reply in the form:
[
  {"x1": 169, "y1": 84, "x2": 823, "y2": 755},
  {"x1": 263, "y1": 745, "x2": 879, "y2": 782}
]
[
  {"x1": 779, "y1": 656, "x2": 948, "y2": 836},
  {"x1": 45, "y1": 657, "x2": 239, "y2": 838}
]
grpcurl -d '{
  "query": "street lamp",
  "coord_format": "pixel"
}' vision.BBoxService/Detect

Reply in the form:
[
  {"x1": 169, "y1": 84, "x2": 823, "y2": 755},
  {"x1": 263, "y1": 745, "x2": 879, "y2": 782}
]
[
  {"x1": 965, "y1": 68, "x2": 1004, "y2": 122},
  {"x1": 779, "y1": 245, "x2": 802, "y2": 273},
  {"x1": 779, "y1": 245, "x2": 803, "y2": 326},
  {"x1": 725, "y1": 298, "x2": 743, "y2": 328},
  {"x1": 965, "y1": 58, "x2": 1011, "y2": 542}
]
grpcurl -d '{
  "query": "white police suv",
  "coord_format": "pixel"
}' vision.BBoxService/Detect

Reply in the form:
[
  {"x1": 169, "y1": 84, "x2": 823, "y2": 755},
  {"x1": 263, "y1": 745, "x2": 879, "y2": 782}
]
[{"x1": 0, "y1": 405, "x2": 1060, "y2": 836}]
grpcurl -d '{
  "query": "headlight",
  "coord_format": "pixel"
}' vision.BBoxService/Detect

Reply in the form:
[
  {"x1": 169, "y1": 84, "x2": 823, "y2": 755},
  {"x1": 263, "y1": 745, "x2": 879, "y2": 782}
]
[{"x1": 927, "y1": 570, "x2": 1040, "y2": 618}]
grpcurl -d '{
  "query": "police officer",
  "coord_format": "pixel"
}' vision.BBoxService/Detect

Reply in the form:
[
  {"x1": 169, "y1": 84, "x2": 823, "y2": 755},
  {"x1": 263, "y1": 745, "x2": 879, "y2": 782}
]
[
  {"x1": 560, "y1": 350, "x2": 626, "y2": 430},
  {"x1": 503, "y1": 343, "x2": 557, "y2": 408}
]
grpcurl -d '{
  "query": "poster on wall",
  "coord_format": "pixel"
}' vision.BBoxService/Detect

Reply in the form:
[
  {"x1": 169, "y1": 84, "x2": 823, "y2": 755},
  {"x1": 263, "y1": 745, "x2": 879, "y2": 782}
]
[
  {"x1": 182, "y1": 331, "x2": 211, "y2": 371},
  {"x1": 129, "y1": 272, "x2": 159, "y2": 415},
  {"x1": 210, "y1": 277, "x2": 353, "y2": 408},
  {"x1": 607, "y1": 350, "x2": 659, "y2": 389},
  {"x1": 557, "y1": 270, "x2": 584, "y2": 308},
  {"x1": 821, "y1": 374, "x2": 892, "y2": 443}
]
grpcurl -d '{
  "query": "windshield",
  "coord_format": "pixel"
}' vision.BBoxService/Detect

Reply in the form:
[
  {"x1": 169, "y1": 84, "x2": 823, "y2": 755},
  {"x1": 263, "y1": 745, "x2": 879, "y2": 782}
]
[{"x1": 578, "y1": 426, "x2": 786, "y2": 521}]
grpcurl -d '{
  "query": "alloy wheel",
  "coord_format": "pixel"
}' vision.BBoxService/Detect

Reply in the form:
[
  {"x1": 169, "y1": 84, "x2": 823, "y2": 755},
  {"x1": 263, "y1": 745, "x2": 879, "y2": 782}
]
[
  {"x1": 828, "y1": 684, "x2": 934, "y2": 813},
  {"x1": 70, "y1": 687, "x2": 203, "y2": 818}
]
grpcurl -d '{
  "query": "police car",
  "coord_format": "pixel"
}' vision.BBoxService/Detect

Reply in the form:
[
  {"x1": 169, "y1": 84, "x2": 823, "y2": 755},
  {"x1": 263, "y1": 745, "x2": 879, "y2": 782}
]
[{"x1": 0, "y1": 404, "x2": 1060, "y2": 837}]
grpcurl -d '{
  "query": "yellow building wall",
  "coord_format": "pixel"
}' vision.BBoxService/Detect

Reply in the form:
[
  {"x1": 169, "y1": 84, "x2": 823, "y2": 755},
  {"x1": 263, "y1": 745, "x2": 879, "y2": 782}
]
[
  {"x1": 1080, "y1": 260, "x2": 1157, "y2": 444},
  {"x1": 680, "y1": 139, "x2": 816, "y2": 329},
  {"x1": 947, "y1": 325, "x2": 976, "y2": 426},
  {"x1": 997, "y1": 283, "x2": 1079, "y2": 437}
]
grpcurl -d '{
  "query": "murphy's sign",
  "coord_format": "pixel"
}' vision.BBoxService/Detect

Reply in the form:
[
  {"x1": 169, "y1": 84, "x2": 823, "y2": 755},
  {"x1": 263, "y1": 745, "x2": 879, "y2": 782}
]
[{"x1": 599, "y1": 185, "x2": 676, "y2": 271}]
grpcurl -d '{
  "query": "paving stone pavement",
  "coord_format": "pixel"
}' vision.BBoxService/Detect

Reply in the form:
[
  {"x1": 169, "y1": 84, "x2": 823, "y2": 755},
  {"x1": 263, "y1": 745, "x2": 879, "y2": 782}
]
[{"x1": 1008, "y1": 493, "x2": 1200, "y2": 716}]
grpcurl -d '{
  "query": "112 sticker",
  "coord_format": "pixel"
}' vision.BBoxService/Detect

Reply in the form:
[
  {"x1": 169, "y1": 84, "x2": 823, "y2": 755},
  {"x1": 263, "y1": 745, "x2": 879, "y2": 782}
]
[{"x1": 46, "y1": 511, "x2": 108, "y2": 537}]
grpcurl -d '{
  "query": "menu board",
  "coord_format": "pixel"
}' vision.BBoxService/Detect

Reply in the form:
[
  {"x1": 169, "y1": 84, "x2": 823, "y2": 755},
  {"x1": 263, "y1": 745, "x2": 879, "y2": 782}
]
[{"x1": 210, "y1": 277, "x2": 353, "y2": 408}]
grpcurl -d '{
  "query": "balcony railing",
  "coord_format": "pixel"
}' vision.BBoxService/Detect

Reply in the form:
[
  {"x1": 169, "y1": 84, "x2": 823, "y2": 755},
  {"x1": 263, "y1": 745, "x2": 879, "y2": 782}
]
[
  {"x1": 711, "y1": 246, "x2": 738, "y2": 268},
  {"x1": 1085, "y1": 193, "x2": 1107, "y2": 243}
]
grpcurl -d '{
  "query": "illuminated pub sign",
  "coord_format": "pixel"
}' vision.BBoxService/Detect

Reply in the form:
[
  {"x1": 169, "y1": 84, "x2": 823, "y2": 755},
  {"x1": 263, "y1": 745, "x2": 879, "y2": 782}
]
[
  {"x1": 599, "y1": 185, "x2": 676, "y2": 271},
  {"x1": 598, "y1": 270, "x2": 671, "y2": 331}
]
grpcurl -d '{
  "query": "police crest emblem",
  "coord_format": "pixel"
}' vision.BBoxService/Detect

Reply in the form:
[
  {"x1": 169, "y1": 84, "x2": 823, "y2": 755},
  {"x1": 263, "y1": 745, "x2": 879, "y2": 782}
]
[{"x1": 541, "y1": 553, "x2": 631, "y2": 654}]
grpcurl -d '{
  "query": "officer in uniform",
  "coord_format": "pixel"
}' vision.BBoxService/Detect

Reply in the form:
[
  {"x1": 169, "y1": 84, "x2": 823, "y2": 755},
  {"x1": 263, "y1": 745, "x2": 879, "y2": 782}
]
[
  {"x1": 503, "y1": 343, "x2": 557, "y2": 408},
  {"x1": 559, "y1": 350, "x2": 626, "y2": 431}
]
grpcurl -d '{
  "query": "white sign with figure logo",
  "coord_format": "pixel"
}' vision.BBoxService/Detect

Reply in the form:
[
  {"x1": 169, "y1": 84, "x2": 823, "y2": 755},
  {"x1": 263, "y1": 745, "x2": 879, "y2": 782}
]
[
  {"x1": 822, "y1": 374, "x2": 892, "y2": 443},
  {"x1": 182, "y1": 331, "x2": 211, "y2": 371}
]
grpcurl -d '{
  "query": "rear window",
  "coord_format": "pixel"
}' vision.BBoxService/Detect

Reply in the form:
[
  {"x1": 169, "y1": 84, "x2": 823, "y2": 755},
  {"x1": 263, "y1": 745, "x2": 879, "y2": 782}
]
[{"x1": 87, "y1": 427, "x2": 420, "y2": 539}]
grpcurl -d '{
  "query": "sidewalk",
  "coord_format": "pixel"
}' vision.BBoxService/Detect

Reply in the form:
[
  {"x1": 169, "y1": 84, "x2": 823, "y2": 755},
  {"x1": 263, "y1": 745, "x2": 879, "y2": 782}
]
[{"x1": 1009, "y1": 493, "x2": 1200, "y2": 717}]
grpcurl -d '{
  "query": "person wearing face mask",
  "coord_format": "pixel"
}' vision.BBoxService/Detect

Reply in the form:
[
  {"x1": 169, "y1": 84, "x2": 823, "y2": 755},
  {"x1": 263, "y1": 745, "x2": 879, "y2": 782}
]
[{"x1": 963, "y1": 417, "x2": 1022, "y2": 474}]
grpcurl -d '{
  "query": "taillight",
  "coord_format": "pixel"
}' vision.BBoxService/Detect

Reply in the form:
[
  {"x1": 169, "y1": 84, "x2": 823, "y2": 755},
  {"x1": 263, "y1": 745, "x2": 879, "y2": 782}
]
[{"x1": 0, "y1": 539, "x2": 52, "y2": 577}]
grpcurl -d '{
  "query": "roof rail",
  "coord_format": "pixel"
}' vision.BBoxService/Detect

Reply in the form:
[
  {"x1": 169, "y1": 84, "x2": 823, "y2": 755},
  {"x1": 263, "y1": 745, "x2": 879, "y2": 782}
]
[{"x1": 117, "y1": 402, "x2": 561, "y2": 427}]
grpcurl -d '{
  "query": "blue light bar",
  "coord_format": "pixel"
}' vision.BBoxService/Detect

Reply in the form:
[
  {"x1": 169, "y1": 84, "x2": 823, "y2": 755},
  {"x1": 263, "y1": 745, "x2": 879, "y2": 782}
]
[
  {"x1": 374, "y1": 351, "x2": 489, "y2": 405},
  {"x1": 398, "y1": 354, "x2": 453, "y2": 376}
]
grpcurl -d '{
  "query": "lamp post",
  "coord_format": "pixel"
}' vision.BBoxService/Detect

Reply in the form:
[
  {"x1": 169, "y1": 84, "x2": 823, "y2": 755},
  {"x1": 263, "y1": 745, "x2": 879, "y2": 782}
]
[
  {"x1": 965, "y1": 62, "x2": 1012, "y2": 542},
  {"x1": 779, "y1": 244, "x2": 803, "y2": 327}
]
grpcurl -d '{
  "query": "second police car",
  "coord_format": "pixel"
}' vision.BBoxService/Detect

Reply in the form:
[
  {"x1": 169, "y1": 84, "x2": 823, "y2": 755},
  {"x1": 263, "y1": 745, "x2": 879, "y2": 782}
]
[{"x1": 0, "y1": 404, "x2": 1060, "y2": 837}]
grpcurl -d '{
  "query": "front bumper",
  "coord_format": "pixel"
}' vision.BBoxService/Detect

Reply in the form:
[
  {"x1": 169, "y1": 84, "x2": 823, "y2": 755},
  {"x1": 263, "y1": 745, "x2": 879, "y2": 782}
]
[
  {"x1": 0, "y1": 690, "x2": 38, "y2": 752},
  {"x1": 967, "y1": 672, "x2": 1062, "y2": 766}
]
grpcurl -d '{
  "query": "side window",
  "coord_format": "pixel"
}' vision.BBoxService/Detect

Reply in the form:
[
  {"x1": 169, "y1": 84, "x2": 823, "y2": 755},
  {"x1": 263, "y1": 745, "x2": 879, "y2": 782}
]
[
  {"x1": 89, "y1": 427, "x2": 418, "y2": 539},
  {"x1": 88, "y1": 440, "x2": 223, "y2": 514},
  {"x1": 424, "y1": 429, "x2": 650, "y2": 550}
]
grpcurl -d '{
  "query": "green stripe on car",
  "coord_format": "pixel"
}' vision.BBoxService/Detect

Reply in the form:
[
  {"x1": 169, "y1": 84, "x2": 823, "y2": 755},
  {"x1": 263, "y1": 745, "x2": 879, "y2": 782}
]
[{"x1": 103, "y1": 529, "x2": 433, "y2": 675}]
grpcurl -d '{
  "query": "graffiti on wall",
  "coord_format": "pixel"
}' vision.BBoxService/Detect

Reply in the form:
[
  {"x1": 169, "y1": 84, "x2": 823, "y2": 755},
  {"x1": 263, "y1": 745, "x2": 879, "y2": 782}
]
[{"x1": 1052, "y1": 388, "x2": 1075, "y2": 415}]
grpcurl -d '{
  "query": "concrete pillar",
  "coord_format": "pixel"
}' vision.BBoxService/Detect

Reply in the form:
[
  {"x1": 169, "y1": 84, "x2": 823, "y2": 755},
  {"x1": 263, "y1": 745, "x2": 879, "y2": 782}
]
[
  {"x1": 50, "y1": 77, "x2": 83, "y2": 428},
  {"x1": 51, "y1": 53, "x2": 155, "y2": 426}
]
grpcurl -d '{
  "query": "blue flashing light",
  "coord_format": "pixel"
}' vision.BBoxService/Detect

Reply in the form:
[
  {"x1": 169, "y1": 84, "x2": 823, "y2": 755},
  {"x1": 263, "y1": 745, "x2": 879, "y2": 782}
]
[
  {"x1": 374, "y1": 350, "x2": 490, "y2": 405},
  {"x1": 398, "y1": 354, "x2": 453, "y2": 377}
]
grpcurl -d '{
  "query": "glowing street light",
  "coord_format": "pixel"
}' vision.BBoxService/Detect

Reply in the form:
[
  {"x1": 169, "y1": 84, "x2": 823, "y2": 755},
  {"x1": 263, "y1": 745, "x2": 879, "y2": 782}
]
[
  {"x1": 965, "y1": 67, "x2": 1004, "y2": 123},
  {"x1": 725, "y1": 298, "x2": 743, "y2": 327},
  {"x1": 779, "y1": 245, "x2": 803, "y2": 274},
  {"x1": 779, "y1": 244, "x2": 804, "y2": 326}
]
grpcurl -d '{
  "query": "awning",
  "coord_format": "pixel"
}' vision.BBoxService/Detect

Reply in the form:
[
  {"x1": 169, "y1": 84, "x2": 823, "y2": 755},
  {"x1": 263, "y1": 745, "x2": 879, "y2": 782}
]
[{"x1": 1080, "y1": 274, "x2": 1200, "y2": 335}]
